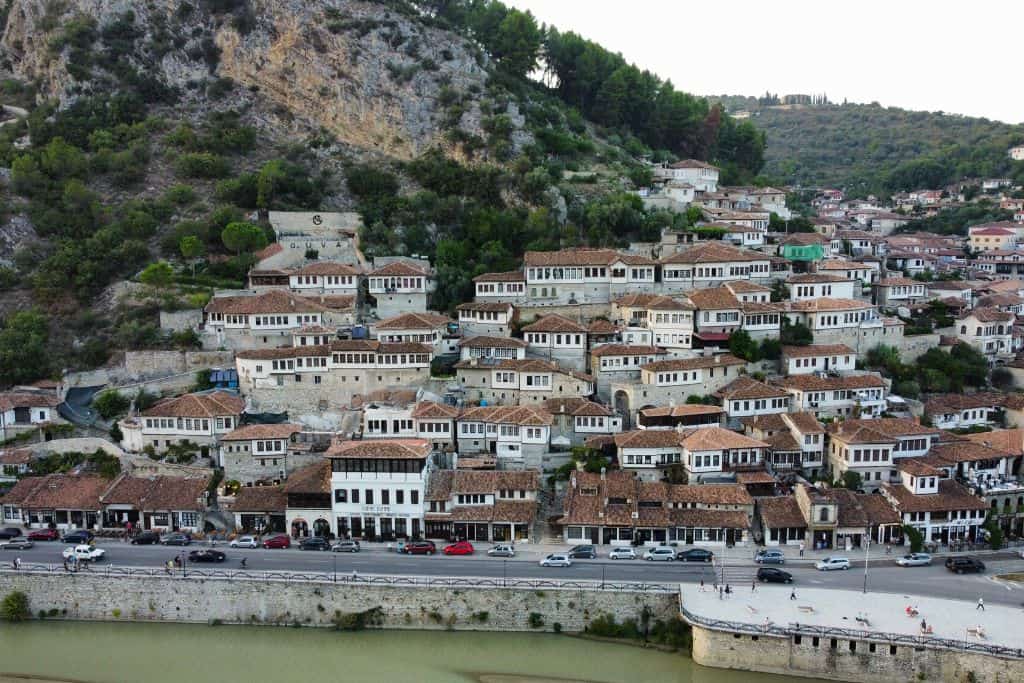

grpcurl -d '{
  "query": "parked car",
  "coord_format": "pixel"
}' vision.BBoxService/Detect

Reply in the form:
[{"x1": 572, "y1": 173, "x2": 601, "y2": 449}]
[
  {"x1": 402, "y1": 541, "x2": 437, "y2": 555},
  {"x1": 331, "y1": 540, "x2": 361, "y2": 553},
  {"x1": 1, "y1": 538, "x2": 34, "y2": 550},
  {"x1": 28, "y1": 528, "x2": 60, "y2": 541},
  {"x1": 643, "y1": 547, "x2": 676, "y2": 562},
  {"x1": 609, "y1": 547, "x2": 637, "y2": 560},
  {"x1": 161, "y1": 533, "x2": 192, "y2": 546},
  {"x1": 945, "y1": 556, "x2": 985, "y2": 574},
  {"x1": 63, "y1": 544, "x2": 104, "y2": 562},
  {"x1": 676, "y1": 548, "x2": 714, "y2": 563},
  {"x1": 130, "y1": 531, "x2": 161, "y2": 545},
  {"x1": 896, "y1": 553, "x2": 932, "y2": 567},
  {"x1": 61, "y1": 529, "x2": 94, "y2": 545},
  {"x1": 539, "y1": 553, "x2": 572, "y2": 567},
  {"x1": 567, "y1": 544, "x2": 597, "y2": 559},
  {"x1": 0, "y1": 527, "x2": 22, "y2": 540},
  {"x1": 486, "y1": 544, "x2": 515, "y2": 558},
  {"x1": 443, "y1": 541, "x2": 474, "y2": 556},
  {"x1": 815, "y1": 556, "x2": 850, "y2": 571},
  {"x1": 229, "y1": 535, "x2": 260, "y2": 549},
  {"x1": 262, "y1": 534, "x2": 291, "y2": 549},
  {"x1": 754, "y1": 549, "x2": 785, "y2": 564},
  {"x1": 757, "y1": 567, "x2": 793, "y2": 584},
  {"x1": 299, "y1": 537, "x2": 331, "y2": 551},
  {"x1": 188, "y1": 549, "x2": 226, "y2": 563}
]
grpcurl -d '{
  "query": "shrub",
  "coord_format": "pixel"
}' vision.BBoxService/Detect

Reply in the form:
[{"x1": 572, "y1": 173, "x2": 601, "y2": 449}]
[
  {"x1": 93, "y1": 390, "x2": 131, "y2": 420},
  {"x1": 552, "y1": 622, "x2": 562, "y2": 633},
  {"x1": 331, "y1": 606, "x2": 384, "y2": 631},
  {"x1": 1, "y1": 591, "x2": 30, "y2": 622},
  {"x1": 165, "y1": 184, "x2": 197, "y2": 206},
  {"x1": 471, "y1": 611, "x2": 489, "y2": 623},
  {"x1": 175, "y1": 152, "x2": 230, "y2": 179},
  {"x1": 527, "y1": 612, "x2": 544, "y2": 629}
]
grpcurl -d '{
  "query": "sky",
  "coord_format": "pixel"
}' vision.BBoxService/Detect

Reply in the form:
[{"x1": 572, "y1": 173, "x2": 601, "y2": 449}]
[{"x1": 506, "y1": 0, "x2": 1023, "y2": 124}]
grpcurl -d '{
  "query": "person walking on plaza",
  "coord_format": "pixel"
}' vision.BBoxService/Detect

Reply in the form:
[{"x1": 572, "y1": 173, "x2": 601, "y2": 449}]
[
  {"x1": 799, "y1": 542, "x2": 804, "y2": 557},
  {"x1": 790, "y1": 589, "x2": 797, "y2": 601},
  {"x1": 977, "y1": 597, "x2": 985, "y2": 611},
  {"x1": 751, "y1": 579, "x2": 756, "y2": 593}
]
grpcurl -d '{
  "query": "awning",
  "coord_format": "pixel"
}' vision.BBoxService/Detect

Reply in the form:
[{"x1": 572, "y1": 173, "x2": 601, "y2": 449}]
[{"x1": 694, "y1": 332, "x2": 731, "y2": 341}]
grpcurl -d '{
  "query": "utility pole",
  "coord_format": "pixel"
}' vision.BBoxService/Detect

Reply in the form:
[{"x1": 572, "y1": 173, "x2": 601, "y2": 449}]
[{"x1": 862, "y1": 532, "x2": 870, "y2": 594}]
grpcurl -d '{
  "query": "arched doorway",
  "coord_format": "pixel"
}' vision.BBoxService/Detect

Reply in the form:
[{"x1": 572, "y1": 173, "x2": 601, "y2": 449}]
[
  {"x1": 313, "y1": 518, "x2": 331, "y2": 539},
  {"x1": 614, "y1": 390, "x2": 632, "y2": 428},
  {"x1": 291, "y1": 518, "x2": 308, "y2": 539}
]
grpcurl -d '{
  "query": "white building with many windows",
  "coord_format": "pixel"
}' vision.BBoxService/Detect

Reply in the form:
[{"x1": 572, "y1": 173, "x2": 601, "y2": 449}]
[{"x1": 139, "y1": 391, "x2": 245, "y2": 455}]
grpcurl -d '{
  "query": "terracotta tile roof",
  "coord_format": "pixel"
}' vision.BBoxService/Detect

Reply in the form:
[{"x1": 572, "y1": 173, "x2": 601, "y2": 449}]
[
  {"x1": 230, "y1": 485, "x2": 286, "y2": 513},
  {"x1": 817, "y1": 260, "x2": 871, "y2": 271},
  {"x1": 591, "y1": 344, "x2": 664, "y2": 358},
  {"x1": 924, "y1": 392, "x2": 1009, "y2": 415},
  {"x1": 523, "y1": 248, "x2": 625, "y2": 267},
  {"x1": 0, "y1": 448, "x2": 32, "y2": 465},
  {"x1": 828, "y1": 488, "x2": 900, "y2": 527},
  {"x1": 291, "y1": 261, "x2": 362, "y2": 276},
  {"x1": 205, "y1": 290, "x2": 328, "y2": 315},
  {"x1": 325, "y1": 439, "x2": 432, "y2": 460},
  {"x1": 305, "y1": 294, "x2": 356, "y2": 311},
  {"x1": 781, "y1": 233, "x2": 830, "y2": 246},
  {"x1": 832, "y1": 418, "x2": 939, "y2": 439},
  {"x1": 784, "y1": 412, "x2": 826, "y2": 434},
  {"x1": 668, "y1": 159, "x2": 719, "y2": 170},
  {"x1": 450, "y1": 470, "x2": 539, "y2": 495},
  {"x1": 671, "y1": 508, "x2": 750, "y2": 529},
  {"x1": 645, "y1": 295, "x2": 695, "y2": 311},
  {"x1": 460, "y1": 335, "x2": 527, "y2": 349},
  {"x1": 714, "y1": 376, "x2": 789, "y2": 401},
  {"x1": 766, "y1": 432, "x2": 800, "y2": 451},
  {"x1": 781, "y1": 344, "x2": 855, "y2": 358},
  {"x1": 772, "y1": 374, "x2": 886, "y2": 392},
  {"x1": 587, "y1": 319, "x2": 619, "y2": 335},
  {"x1": 787, "y1": 297, "x2": 873, "y2": 312},
  {"x1": 661, "y1": 241, "x2": 768, "y2": 264},
  {"x1": 0, "y1": 391, "x2": 61, "y2": 410},
  {"x1": 927, "y1": 440, "x2": 1012, "y2": 464},
  {"x1": 678, "y1": 427, "x2": 768, "y2": 451},
  {"x1": 473, "y1": 271, "x2": 524, "y2": 282},
  {"x1": 962, "y1": 429, "x2": 1024, "y2": 457},
  {"x1": 294, "y1": 324, "x2": 333, "y2": 335},
  {"x1": 641, "y1": 354, "x2": 745, "y2": 373},
  {"x1": 139, "y1": 476, "x2": 209, "y2": 511},
  {"x1": 543, "y1": 398, "x2": 612, "y2": 417},
  {"x1": 459, "y1": 405, "x2": 553, "y2": 426},
  {"x1": 253, "y1": 242, "x2": 283, "y2": 261},
  {"x1": 369, "y1": 261, "x2": 430, "y2": 277},
  {"x1": 282, "y1": 460, "x2": 331, "y2": 495},
  {"x1": 897, "y1": 459, "x2": 944, "y2": 477},
  {"x1": 787, "y1": 273, "x2": 852, "y2": 284},
  {"x1": 443, "y1": 500, "x2": 538, "y2": 523},
  {"x1": 734, "y1": 470, "x2": 777, "y2": 485},
  {"x1": 425, "y1": 470, "x2": 454, "y2": 501},
  {"x1": 456, "y1": 302, "x2": 514, "y2": 313},
  {"x1": 374, "y1": 312, "x2": 452, "y2": 330},
  {"x1": 613, "y1": 429, "x2": 683, "y2": 449},
  {"x1": 976, "y1": 293, "x2": 1024, "y2": 308},
  {"x1": 723, "y1": 280, "x2": 771, "y2": 293},
  {"x1": 410, "y1": 401, "x2": 460, "y2": 419},
  {"x1": 640, "y1": 405, "x2": 724, "y2": 418},
  {"x1": 486, "y1": 358, "x2": 594, "y2": 383},
  {"x1": 881, "y1": 480, "x2": 987, "y2": 513},
  {"x1": 221, "y1": 423, "x2": 302, "y2": 441},
  {"x1": 455, "y1": 456, "x2": 497, "y2": 469},
  {"x1": 665, "y1": 483, "x2": 754, "y2": 506},
  {"x1": 739, "y1": 413, "x2": 789, "y2": 432},
  {"x1": 236, "y1": 345, "x2": 330, "y2": 360},
  {"x1": 740, "y1": 301, "x2": 786, "y2": 313},
  {"x1": 521, "y1": 314, "x2": 587, "y2": 334},
  {"x1": 687, "y1": 287, "x2": 740, "y2": 310},
  {"x1": 756, "y1": 497, "x2": 807, "y2": 529},
  {"x1": 142, "y1": 391, "x2": 244, "y2": 419},
  {"x1": 875, "y1": 277, "x2": 921, "y2": 287},
  {"x1": 959, "y1": 306, "x2": 1014, "y2": 323},
  {"x1": 613, "y1": 293, "x2": 663, "y2": 307}
]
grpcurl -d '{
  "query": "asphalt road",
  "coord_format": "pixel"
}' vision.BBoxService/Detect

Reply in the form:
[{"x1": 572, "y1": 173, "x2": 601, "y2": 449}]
[{"x1": 6, "y1": 540, "x2": 1024, "y2": 606}]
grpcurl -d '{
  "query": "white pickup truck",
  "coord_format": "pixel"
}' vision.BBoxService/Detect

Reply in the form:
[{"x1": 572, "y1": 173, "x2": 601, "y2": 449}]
[{"x1": 62, "y1": 544, "x2": 105, "y2": 562}]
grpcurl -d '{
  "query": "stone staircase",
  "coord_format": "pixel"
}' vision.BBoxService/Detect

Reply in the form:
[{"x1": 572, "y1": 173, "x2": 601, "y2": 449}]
[{"x1": 532, "y1": 487, "x2": 564, "y2": 544}]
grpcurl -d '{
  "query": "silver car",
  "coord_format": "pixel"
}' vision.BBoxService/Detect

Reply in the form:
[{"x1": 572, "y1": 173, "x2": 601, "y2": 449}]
[
  {"x1": 609, "y1": 546, "x2": 637, "y2": 560},
  {"x1": 539, "y1": 553, "x2": 572, "y2": 567},
  {"x1": 331, "y1": 540, "x2": 361, "y2": 553},
  {"x1": 0, "y1": 538, "x2": 34, "y2": 550},
  {"x1": 487, "y1": 544, "x2": 516, "y2": 558},
  {"x1": 643, "y1": 546, "x2": 676, "y2": 561},
  {"x1": 896, "y1": 552, "x2": 932, "y2": 567}
]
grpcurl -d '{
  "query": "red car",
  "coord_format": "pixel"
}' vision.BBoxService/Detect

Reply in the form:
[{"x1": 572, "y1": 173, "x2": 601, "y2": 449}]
[
  {"x1": 262, "y1": 534, "x2": 291, "y2": 549},
  {"x1": 28, "y1": 528, "x2": 60, "y2": 541},
  {"x1": 443, "y1": 541, "x2": 474, "y2": 556},
  {"x1": 403, "y1": 541, "x2": 436, "y2": 555}
]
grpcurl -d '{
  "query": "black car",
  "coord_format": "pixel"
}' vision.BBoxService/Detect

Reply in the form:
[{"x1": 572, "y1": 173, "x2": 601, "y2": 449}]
[
  {"x1": 188, "y1": 549, "x2": 226, "y2": 563},
  {"x1": 61, "y1": 529, "x2": 94, "y2": 544},
  {"x1": 567, "y1": 544, "x2": 597, "y2": 559},
  {"x1": 757, "y1": 567, "x2": 793, "y2": 584},
  {"x1": 161, "y1": 533, "x2": 192, "y2": 546},
  {"x1": 945, "y1": 556, "x2": 985, "y2": 574},
  {"x1": 130, "y1": 531, "x2": 161, "y2": 545},
  {"x1": 676, "y1": 548, "x2": 714, "y2": 563},
  {"x1": 0, "y1": 527, "x2": 22, "y2": 540},
  {"x1": 299, "y1": 536, "x2": 331, "y2": 551}
]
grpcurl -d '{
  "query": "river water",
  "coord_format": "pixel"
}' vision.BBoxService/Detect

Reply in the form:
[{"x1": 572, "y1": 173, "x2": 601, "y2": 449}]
[{"x1": 0, "y1": 622, "x2": 810, "y2": 683}]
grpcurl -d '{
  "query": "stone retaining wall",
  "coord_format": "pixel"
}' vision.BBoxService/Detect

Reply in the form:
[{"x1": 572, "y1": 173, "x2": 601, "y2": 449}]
[{"x1": 0, "y1": 573, "x2": 677, "y2": 634}]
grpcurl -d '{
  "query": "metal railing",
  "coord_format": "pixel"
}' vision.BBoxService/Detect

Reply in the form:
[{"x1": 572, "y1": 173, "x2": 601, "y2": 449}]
[
  {"x1": 678, "y1": 603, "x2": 1024, "y2": 660},
  {"x1": 0, "y1": 563, "x2": 677, "y2": 593}
]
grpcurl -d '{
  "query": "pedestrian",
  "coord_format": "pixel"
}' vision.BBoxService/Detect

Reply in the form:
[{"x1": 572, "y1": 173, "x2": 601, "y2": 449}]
[
  {"x1": 751, "y1": 579, "x2": 757, "y2": 593},
  {"x1": 240, "y1": 557, "x2": 247, "y2": 569},
  {"x1": 725, "y1": 584, "x2": 732, "y2": 595},
  {"x1": 885, "y1": 543, "x2": 891, "y2": 555},
  {"x1": 790, "y1": 589, "x2": 797, "y2": 601},
  {"x1": 799, "y1": 542, "x2": 805, "y2": 557},
  {"x1": 699, "y1": 578, "x2": 705, "y2": 592},
  {"x1": 718, "y1": 586, "x2": 724, "y2": 600},
  {"x1": 352, "y1": 569, "x2": 358, "y2": 581},
  {"x1": 977, "y1": 598, "x2": 985, "y2": 611},
  {"x1": 13, "y1": 557, "x2": 20, "y2": 570},
  {"x1": 63, "y1": 558, "x2": 69, "y2": 572}
]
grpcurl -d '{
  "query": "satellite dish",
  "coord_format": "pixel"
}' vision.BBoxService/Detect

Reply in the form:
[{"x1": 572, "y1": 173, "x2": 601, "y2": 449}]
[{"x1": 312, "y1": 214, "x2": 323, "y2": 225}]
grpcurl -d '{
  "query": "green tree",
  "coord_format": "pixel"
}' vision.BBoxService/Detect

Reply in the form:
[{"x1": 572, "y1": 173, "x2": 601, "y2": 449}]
[
  {"x1": 179, "y1": 235, "x2": 205, "y2": 278},
  {"x1": 902, "y1": 524, "x2": 924, "y2": 553},
  {"x1": 0, "y1": 311, "x2": 51, "y2": 386},
  {"x1": 727, "y1": 329, "x2": 760, "y2": 362},
  {"x1": 780, "y1": 320, "x2": 813, "y2": 346},
  {"x1": 0, "y1": 591, "x2": 29, "y2": 622},
  {"x1": 836, "y1": 470, "x2": 862, "y2": 490},
  {"x1": 221, "y1": 221, "x2": 268, "y2": 254},
  {"x1": 92, "y1": 390, "x2": 130, "y2": 420},
  {"x1": 138, "y1": 261, "x2": 174, "y2": 288},
  {"x1": 491, "y1": 9, "x2": 542, "y2": 78}
]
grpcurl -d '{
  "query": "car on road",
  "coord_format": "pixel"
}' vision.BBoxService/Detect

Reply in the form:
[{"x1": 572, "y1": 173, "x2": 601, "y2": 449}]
[
  {"x1": 0, "y1": 527, "x2": 23, "y2": 540},
  {"x1": 643, "y1": 547, "x2": 676, "y2": 562},
  {"x1": 188, "y1": 549, "x2": 226, "y2": 563},
  {"x1": 28, "y1": 528, "x2": 60, "y2": 541},
  {"x1": 229, "y1": 535, "x2": 260, "y2": 549},
  {"x1": 402, "y1": 541, "x2": 437, "y2": 555},
  {"x1": 262, "y1": 534, "x2": 291, "y2": 549},
  {"x1": 754, "y1": 549, "x2": 785, "y2": 564},
  {"x1": 486, "y1": 544, "x2": 515, "y2": 558},
  {"x1": 945, "y1": 556, "x2": 985, "y2": 574},
  {"x1": 896, "y1": 553, "x2": 932, "y2": 567},
  {"x1": 676, "y1": 548, "x2": 714, "y2": 563},
  {"x1": 609, "y1": 547, "x2": 637, "y2": 560},
  {"x1": 161, "y1": 533, "x2": 192, "y2": 546},
  {"x1": 63, "y1": 544, "x2": 104, "y2": 562},
  {"x1": 61, "y1": 529, "x2": 94, "y2": 545},
  {"x1": 1, "y1": 538, "x2": 34, "y2": 550},
  {"x1": 567, "y1": 545, "x2": 597, "y2": 559},
  {"x1": 539, "y1": 553, "x2": 572, "y2": 567},
  {"x1": 331, "y1": 540, "x2": 361, "y2": 553},
  {"x1": 815, "y1": 556, "x2": 850, "y2": 571},
  {"x1": 443, "y1": 541, "x2": 474, "y2": 556},
  {"x1": 756, "y1": 567, "x2": 794, "y2": 584},
  {"x1": 298, "y1": 537, "x2": 331, "y2": 551},
  {"x1": 130, "y1": 531, "x2": 161, "y2": 545}
]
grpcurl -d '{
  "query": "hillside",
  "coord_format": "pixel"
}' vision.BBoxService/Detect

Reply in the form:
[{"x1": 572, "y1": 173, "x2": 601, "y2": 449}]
[
  {"x1": 0, "y1": 0, "x2": 763, "y2": 385},
  {"x1": 711, "y1": 98, "x2": 1024, "y2": 195}
]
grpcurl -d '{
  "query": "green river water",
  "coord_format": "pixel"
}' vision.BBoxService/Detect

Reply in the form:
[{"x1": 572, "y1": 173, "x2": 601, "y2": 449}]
[{"x1": 0, "y1": 621, "x2": 810, "y2": 683}]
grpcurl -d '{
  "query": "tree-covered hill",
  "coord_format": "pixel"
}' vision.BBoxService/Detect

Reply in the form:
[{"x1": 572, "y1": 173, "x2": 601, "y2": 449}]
[{"x1": 710, "y1": 98, "x2": 1024, "y2": 196}]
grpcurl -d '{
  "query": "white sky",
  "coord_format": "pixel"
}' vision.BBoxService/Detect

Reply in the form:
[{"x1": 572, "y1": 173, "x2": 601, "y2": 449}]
[{"x1": 507, "y1": 0, "x2": 1023, "y2": 124}]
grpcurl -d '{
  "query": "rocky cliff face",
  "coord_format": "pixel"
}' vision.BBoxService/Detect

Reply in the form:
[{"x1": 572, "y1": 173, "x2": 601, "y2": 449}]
[{"x1": 1, "y1": 0, "x2": 503, "y2": 160}]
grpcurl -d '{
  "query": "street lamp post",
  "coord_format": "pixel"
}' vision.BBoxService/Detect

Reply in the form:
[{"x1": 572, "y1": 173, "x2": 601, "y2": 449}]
[
  {"x1": 333, "y1": 551, "x2": 337, "y2": 583},
  {"x1": 503, "y1": 559, "x2": 507, "y2": 588},
  {"x1": 601, "y1": 563, "x2": 606, "y2": 590},
  {"x1": 862, "y1": 533, "x2": 870, "y2": 594}
]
